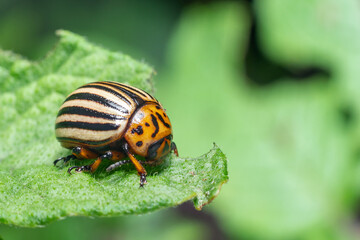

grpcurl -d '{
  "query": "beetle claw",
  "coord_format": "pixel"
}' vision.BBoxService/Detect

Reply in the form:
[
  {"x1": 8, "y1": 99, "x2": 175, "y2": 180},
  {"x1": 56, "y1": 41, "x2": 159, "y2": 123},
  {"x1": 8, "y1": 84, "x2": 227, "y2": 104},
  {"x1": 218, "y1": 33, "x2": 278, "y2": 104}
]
[
  {"x1": 67, "y1": 166, "x2": 78, "y2": 174},
  {"x1": 68, "y1": 165, "x2": 91, "y2": 174},
  {"x1": 139, "y1": 173, "x2": 147, "y2": 188},
  {"x1": 54, "y1": 157, "x2": 64, "y2": 166},
  {"x1": 54, "y1": 155, "x2": 75, "y2": 166}
]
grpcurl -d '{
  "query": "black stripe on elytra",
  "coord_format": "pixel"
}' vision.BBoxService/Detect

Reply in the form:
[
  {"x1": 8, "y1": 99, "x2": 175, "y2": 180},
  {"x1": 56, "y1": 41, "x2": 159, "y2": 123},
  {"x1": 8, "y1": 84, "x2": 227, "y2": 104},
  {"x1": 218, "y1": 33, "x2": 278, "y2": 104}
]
[
  {"x1": 56, "y1": 137, "x2": 110, "y2": 145},
  {"x1": 115, "y1": 82, "x2": 157, "y2": 101},
  {"x1": 156, "y1": 112, "x2": 170, "y2": 128},
  {"x1": 102, "y1": 82, "x2": 145, "y2": 106},
  {"x1": 117, "y1": 83, "x2": 148, "y2": 98},
  {"x1": 66, "y1": 92, "x2": 129, "y2": 113},
  {"x1": 56, "y1": 121, "x2": 119, "y2": 131},
  {"x1": 58, "y1": 106, "x2": 126, "y2": 120},
  {"x1": 150, "y1": 114, "x2": 159, "y2": 138},
  {"x1": 79, "y1": 84, "x2": 132, "y2": 105}
]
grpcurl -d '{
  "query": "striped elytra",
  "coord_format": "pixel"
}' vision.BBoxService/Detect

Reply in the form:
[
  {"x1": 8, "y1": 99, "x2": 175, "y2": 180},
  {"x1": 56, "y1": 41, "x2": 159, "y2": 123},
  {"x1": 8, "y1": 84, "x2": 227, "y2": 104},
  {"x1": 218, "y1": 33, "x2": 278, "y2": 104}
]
[{"x1": 54, "y1": 81, "x2": 178, "y2": 187}]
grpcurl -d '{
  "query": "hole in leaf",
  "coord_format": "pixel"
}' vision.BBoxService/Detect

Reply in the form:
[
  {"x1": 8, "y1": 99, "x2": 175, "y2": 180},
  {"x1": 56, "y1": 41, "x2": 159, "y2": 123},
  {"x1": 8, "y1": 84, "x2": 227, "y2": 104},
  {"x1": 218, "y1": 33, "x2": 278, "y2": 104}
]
[
  {"x1": 175, "y1": 202, "x2": 229, "y2": 240},
  {"x1": 244, "y1": 2, "x2": 330, "y2": 86},
  {"x1": 339, "y1": 105, "x2": 355, "y2": 129}
]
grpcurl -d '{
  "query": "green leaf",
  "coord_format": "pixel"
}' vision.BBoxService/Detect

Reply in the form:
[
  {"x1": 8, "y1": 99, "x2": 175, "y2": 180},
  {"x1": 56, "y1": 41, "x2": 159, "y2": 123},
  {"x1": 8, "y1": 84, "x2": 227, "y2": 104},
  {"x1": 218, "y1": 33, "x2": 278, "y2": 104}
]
[{"x1": 0, "y1": 30, "x2": 228, "y2": 227}]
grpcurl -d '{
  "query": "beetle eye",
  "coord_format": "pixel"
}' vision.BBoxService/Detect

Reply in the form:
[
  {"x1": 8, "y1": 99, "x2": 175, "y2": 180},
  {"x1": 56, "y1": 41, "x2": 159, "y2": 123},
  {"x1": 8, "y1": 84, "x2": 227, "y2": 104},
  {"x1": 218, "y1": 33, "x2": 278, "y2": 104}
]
[
  {"x1": 147, "y1": 135, "x2": 172, "y2": 160},
  {"x1": 147, "y1": 138, "x2": 164, "y2": 160}
]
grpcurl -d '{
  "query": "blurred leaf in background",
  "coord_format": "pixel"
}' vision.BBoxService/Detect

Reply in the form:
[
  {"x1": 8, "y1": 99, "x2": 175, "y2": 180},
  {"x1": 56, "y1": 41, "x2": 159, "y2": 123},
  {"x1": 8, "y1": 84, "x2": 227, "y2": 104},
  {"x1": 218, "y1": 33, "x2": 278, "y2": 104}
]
[
  {"x1": 1, "y1": 0, "x2": 360, "y2": 239},
  {"x1": 0, "y1": 0, "x2": 182, "y2": 67},
  {"x1": 0, "y1": 210, "x2": 207, "y2": 240},
  {"x1": 158, "y1": 0, "x2": 360, "y2": 239}
]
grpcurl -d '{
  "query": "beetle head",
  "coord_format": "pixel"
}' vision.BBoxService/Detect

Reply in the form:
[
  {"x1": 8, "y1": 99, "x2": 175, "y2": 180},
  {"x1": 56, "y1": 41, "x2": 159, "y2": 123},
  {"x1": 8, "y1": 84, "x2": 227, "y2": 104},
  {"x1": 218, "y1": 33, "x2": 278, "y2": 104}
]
[{"x1": 125, "y1": 103, "x2": 173, "y2": 160}]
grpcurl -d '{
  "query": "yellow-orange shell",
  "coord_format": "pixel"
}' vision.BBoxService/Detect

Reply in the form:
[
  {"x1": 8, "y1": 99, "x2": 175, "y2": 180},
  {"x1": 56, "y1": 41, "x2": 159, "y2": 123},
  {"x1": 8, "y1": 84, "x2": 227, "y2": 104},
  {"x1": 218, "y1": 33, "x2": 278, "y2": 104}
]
[
  {"x1": 125, "y1": 103, "x2": 172, "y2": 159},
  {"x1": 55, "y1": 81, "x2": 174, "y2": 160}
]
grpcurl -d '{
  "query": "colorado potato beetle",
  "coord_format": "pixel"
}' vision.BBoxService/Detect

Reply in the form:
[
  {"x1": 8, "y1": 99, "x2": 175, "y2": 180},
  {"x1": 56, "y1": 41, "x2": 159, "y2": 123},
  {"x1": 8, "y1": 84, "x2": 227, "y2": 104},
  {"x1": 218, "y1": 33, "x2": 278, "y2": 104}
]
[{"x1": 54, "y1": 81, "x2": 178, "y2": 187}]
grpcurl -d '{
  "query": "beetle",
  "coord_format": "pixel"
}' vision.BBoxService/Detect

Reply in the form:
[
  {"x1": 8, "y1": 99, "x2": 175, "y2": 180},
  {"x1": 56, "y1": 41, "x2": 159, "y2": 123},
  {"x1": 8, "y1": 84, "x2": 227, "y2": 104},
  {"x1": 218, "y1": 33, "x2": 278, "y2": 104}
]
[{"x1": 54, "y1": 81, "x2": 178, "y2": 187}]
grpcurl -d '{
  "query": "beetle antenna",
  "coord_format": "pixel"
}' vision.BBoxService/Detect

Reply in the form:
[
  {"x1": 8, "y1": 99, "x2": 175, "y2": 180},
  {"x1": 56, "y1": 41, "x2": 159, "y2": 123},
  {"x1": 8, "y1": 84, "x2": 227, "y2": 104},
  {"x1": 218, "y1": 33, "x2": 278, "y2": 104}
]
[{"x1": 171, "y1": 142, "x2": 179, "y2": 157}]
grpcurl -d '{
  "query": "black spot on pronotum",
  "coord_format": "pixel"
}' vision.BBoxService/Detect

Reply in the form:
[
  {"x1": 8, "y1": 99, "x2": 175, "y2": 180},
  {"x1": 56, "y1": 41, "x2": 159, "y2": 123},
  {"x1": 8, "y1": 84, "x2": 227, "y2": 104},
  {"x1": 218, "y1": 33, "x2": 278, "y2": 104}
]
[
  {"x1": 136, "y1": 141, "x2": 143, "y2": 147},
  {"x1": 131, "y1": 125, "x2": 144, "y2": 135},
  {"x1": 156, "y1": 112, "x2": 170, "y2": 128},
  {"x1": 145, "y1": 122, "x2": 150, "y2": 127},
  {"x1": 151, "y1": 114, "x2": 159, "y2": 138}
]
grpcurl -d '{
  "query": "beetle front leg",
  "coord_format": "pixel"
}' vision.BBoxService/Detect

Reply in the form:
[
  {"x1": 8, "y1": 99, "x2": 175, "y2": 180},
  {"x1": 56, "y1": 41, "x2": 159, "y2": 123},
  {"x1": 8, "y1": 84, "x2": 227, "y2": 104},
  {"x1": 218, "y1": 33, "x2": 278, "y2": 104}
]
[
  {"x1": 128, "y1": 153, "x2": 147, "y2": 187},
  {"x1": 123, "y1": 143, "x2": 147, "y2": 187}
]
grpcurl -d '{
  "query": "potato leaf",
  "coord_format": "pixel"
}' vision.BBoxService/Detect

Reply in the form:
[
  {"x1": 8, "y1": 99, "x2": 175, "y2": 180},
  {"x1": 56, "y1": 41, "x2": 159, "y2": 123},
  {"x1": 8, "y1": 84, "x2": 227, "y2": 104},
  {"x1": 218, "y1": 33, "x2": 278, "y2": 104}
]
[{"x1": 0, "y1": 30, "x2": 228, "y2": 227}]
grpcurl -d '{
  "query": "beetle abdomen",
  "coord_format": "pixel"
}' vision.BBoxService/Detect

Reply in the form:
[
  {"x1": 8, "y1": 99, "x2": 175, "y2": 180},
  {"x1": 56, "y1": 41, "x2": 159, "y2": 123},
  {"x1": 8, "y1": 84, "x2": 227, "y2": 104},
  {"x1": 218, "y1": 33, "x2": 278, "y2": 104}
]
[{"x1": 55, "y1": 81, "x2": 157, "y2": 149}]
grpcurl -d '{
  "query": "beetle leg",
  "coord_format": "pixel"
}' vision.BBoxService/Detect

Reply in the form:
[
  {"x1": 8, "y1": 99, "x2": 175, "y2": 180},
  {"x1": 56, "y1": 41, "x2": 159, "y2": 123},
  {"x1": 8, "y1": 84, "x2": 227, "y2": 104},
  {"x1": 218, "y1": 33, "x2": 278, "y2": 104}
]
[
  {"x1": 71, "y1": 146, "x2": 99, "y2": 159},
  {"x1": 54, "y1": 154, "x2": 76, "y2": 166},
  {"x1": 107, "y1": 151, "x2": 126, "y2": 161},
  {"x1": 106, "y1": 160, "x2": 131, "y2": 172},
  {"x1": 105, "y1": 150, "x2": 129, "y2": 172},
  {"x1": 171, "y1": 142, "x2": 179, "y2": 156},
  {"x1": 54, "y1": 146, "x2": 99, "y2": 166},
  {"x1": 67, "y1": 151, "x2": 112, "y2": 174},
  {"x1": 123, "y1": 143, "x2": 147, "y2": 187},
  {"x1": 67, "y1": 165, "x2": 92, "y2": 174}
]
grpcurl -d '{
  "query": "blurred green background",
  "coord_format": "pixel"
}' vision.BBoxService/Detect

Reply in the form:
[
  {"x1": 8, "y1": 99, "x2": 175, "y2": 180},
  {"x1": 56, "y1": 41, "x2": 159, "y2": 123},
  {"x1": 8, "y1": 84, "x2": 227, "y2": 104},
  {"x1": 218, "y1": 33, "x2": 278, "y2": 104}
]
[{"x1": 1, "y1": 0, "x2": 360, "y2": 239}]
